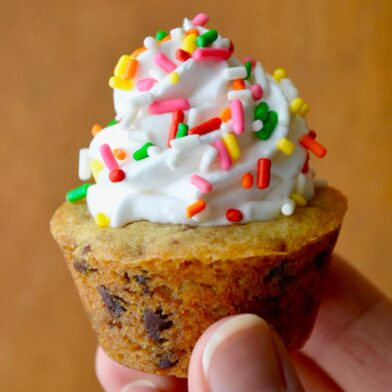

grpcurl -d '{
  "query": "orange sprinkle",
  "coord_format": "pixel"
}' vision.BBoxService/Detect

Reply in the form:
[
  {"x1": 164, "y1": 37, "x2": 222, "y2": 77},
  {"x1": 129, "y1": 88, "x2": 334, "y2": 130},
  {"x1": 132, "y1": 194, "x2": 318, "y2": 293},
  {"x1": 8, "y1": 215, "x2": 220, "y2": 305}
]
[
  {"x1": 130, "y1": 47, "x2": 147, "y2": 59},
  {"x1": 186, "y1": 28, "x2": 199, "y2": 36},
  {"x1": 220, "y1": 107, "x2": 232, "y2": 122},
  {"x1": 113, "y1": 148, "x2": 127, "y2": 160},
  {"x1": 242, "y1": 172, "x2": 254, "y2": 189},
  {"x1": 91, "y1": 124, "x2": 103, "y2": 136},
  {"x1": 232, "y1": 79, "x2": 245, "y2": 90},
  {"x1": 157, "y1": 35, "x2": 172, "y2": 45},
  {"x1": 123, "y1": 58, "x2": 138, "y2": 80},
  {"x1": 186, "y1": 200, "x2": 206, "y2": 218}
]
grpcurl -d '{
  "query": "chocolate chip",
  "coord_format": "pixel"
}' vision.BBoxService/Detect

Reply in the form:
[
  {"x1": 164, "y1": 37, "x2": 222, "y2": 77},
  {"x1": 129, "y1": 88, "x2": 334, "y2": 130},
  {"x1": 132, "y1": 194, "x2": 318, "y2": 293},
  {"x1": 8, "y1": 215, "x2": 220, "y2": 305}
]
[
  {"x1": 73, "y1": 259, "x2": 97, "y2": 274},
  {"x1": 158, "y1": 354, "x2": 178, "y2": 369},
  {"x1": 143, "y1": 308, "x2": 173, "y2": 343},
  {"x1": 313, "y1": 250, "x2": 331, "y2": 270},
  {"x1": 98, "y1": 285, "x2": 127, "y2": 317}
]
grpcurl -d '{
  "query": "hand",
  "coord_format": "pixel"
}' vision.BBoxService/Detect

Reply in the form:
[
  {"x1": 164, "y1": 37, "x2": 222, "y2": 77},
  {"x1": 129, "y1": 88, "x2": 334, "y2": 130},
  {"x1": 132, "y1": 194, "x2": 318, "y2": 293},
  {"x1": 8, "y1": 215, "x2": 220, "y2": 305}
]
[{"x1": 96, "y1": 256, "x2": 392, "y2": 391}]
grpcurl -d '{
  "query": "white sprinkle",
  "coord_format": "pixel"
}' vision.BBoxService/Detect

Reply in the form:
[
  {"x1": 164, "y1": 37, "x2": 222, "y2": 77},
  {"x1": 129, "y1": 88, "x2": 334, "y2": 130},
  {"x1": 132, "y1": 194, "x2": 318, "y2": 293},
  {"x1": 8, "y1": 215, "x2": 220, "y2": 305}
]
[
  {"x1": 78, "y1": 148, "x2": 91, "y2": 181},
  {"x1": 220, "y1": 122, "x2": 232, "y2": 134},
  {"x1": 166, "y1": 152, "x2": 181, "y2": 171},
  {"x1": 186, "y1": 108, "x2": 201, "y2": 128},
  {"x1": 281, "y1": 200, "x2": 295, "y2": 216},
  {"x1": 314, "y1": 178, "x2": 328, "y2": 188},
  {"x1": 223, "y1": 66, "x2": 247, "y2": 80},
  {"x1": 254, "y1": 62, "x2": 270, "y2": 95},
  {"x1": 199, "y1": 146, "x2": 217, "y2": 174},
  {"x1": 170, "y1": 27, "x2": 185, "y2": 39},
  {"x1": 295, "y1": 173, "x2": 307, "y2": 194},
  {"x1": 183, "y1": 18, "x2": 193, "y2": 30},
  {"x1": 170, "y1": 135, "x2": 200, "y2": 152},
  {"x1": 147, "y1": 146, "x2": 161, "y2": 157},
  {"x1": 280, "y1": 78, "x2": 299, "y2": 100},
  {"x1": 143, "y1": 36, "x2": 157, "y2": 50},
  {"x1": 220, "y1": 38, "x2": 231, "y2": 48},
  {"x1": 228, "y1": 90, "x2": 252, "y2": 101},
  {"x1": 252, "y1": 120, "x2": 263, "y2": 132}
]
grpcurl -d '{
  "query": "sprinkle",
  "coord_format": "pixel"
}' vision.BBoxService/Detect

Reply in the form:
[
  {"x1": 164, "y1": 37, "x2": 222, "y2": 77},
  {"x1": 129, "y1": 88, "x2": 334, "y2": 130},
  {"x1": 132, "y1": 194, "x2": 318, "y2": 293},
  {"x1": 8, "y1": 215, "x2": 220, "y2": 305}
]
[
  {"x1": 137, "y1": 78, "x2": 157, "y2": 91},
  {"x1": 109, "y1": 168, "x2": 126, "y2": 183},
  {"x1": 277, "y1": 138, "x2": 295, "y2": 155},
  {"x1": 291, "y1": 193, "x2": 307, "y2": 206},
  {"x1": 255, "y1": 111, "x2": 278, "y2": 140},
  {"x1": 186, "y1": 199, "x2": 206, "y2": 218},
  {"x1": 213, "y1": 140, "x2": 232, "y2": 170},
  {"x1": 143, "y1": 36, "x2": 157, "y2": 49},
  {"x1": 106, "y1": 118, "x2": 117, "y2": 127},
  {"x1": 223, "y1": 132, "x2": 240, "y2": 161},
  {"x1": 190, "y1": 175, "x2": 212, "y2": 193},
  {"x1": 299, "y1": 135, "x2": 327, "y2": 158},
  {"x1": 308, "y1": 130, "x2": 317, "y2": 139},
  {"x1": 273, "y1": 68, "x2": 287, "y2": 82},
  {"x1": 226, "y1": 208, "x2": 243, "y2": 222},
  {"x1": 168, "y1": 111, "x2": 185, "y2": 146},
  {"x1": 242, "y1": 56, "x2": 256, "y2": 69},
  {"x1": 232, "y1": 79, "x2": 245, "y2": 90},
  {"x1": 90, "y1": 160, "x2": 104, "y2": 182},
  {"x1": 254, "y1": 102, "x2": 269, "y2": 121},
  {"x1": 220, "y1": 107, "x2": 231, "y2": 122},
  {"x1": 257, "y1": 158, "x2": 271, "y2": 189},
  {"x1": 281, "y1": 200, "x2": 295, "y2": 216},
  {"x1": 228, "y1": 40, "x2": 235, "y2": 53},
  {"x1": 231, "y1": 99, "x2": 245, "y2": 135},
  {"x1": 244, "y1": 61, "x2": 252, "y2": 80},
  {"x1": 109, "y1": 76, "x2": 134, "y2": 91},
  {"x1": 149, "y1": 98, "x2": 190, "y2": 114},
  {"x1": 169, "y1": 71, "x2": 179, "y2": 84},
  {"x1": 156, "y1": 30, "x2": 169, "y2": 41},
  {"x1": 100, "y1": 144, "x2": 119, "y2": 171},
  {"x1": 123, "y1": 58, "x2": 138, "y2": 80},
  {"x1": 223, "y1": 66, "x2": 247, "y2": 80},
  {"x1": 199, "y1": 146, "x2": 217, "y2": 173},
  {"x1": 192, "y1": 48, "x2": 231, "y2": 62},
  {"x1": 176, "y1": 123, "x2": 189, "y2": 138},
  {"x1": 196, "y1": 29, "x2": 218, "y2": 47},
  {"x1": 91, "y1": 124, "x2": 103, "y2": 136},
  {"x1": 290, "y1": 97, "x2": 309, "y2": 115},
  {"x1": 133, "y1": 142, "x2": 153, "y2": 161},
  {"x1": 301, "y1": 152, "x2": 310, "y2": 173},
  {"x1": 252, "y1": 120, "x2": 263, "y2": 132},
  {"x1": 147, "y1": 146, "x2": 161, "y2": 157},
  {"x1": 189, "y1": 117, "x2": 222, "y2": 135},
  {"x1": 299, "y1": 103, "x2": 309, "y2": 116},
  {"x1": 113, "y1": 148, "x2": 127, "y2": 160},
  {"x1": 170, "y1": 135, "x2": 200, "y2": 151},
  {"x1": 154, "y1": 52, "x2": 177, "y2": 73},
  {"x1": 227, "y1": 90, "x2": 252, "y2": 101},
  {"x1": 79, "y1": 148, "x2": 91, "y2": 181},
  {"x1": 66, "y1": 183, "x2": 91, "y2": 203},
  {"x1": 192, "y1": 12, "x2": 209, "y2": 26},
  {"x1": 181, "y1": 33, "x2": 198, "y2": 54},
  {"x1": 251, "y1": 84, "x2": 263, "y2": 101},
  {"x1": 186, "y1": 28, "x2": 199, "y2": 36},
  {"x1": 176, "y1": 48, "x2": 191, "y2": 62},
  {"x1": 242, "y1": 172, "x2": 253, "y2": 188},
  {"x1": 114, "y1": 55, "x2": 131, "y2": 77},
  {"x1": 131, "y1": 47, "x2": 147, "y2": 58},
  {"x1": 95, "y1": 212, "x2": 110, "y2": 227}
]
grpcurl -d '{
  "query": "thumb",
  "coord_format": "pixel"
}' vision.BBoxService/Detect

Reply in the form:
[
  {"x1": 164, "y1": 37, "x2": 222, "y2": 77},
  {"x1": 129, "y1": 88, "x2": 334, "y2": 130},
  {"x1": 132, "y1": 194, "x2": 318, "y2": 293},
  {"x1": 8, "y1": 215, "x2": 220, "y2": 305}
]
[{"x1": 188, "y1": 314, "x2": 304, "y2": 392}]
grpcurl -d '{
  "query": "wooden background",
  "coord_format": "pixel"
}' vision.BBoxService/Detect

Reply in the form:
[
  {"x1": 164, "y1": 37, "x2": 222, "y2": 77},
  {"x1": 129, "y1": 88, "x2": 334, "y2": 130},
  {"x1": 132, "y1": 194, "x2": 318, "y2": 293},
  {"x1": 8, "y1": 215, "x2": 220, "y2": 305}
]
[{"x1": 1, "y1": 0, "x2": 391, "y2": 391}]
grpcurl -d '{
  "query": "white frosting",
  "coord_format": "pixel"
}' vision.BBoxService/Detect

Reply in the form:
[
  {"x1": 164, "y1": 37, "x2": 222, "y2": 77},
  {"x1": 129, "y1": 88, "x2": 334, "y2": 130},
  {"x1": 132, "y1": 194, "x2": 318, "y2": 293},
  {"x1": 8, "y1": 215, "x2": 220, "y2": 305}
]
[{"x1": 82, "y1": 18, "x2": 316, "y2": 227}]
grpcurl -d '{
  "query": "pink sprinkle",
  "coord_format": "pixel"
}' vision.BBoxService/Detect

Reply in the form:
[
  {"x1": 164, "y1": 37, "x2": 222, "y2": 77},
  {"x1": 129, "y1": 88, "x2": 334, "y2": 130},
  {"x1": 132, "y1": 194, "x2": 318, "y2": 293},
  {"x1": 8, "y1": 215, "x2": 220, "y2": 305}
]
[
  {"x1": 213, "y1": 140, "x2": 232, "y2": 171},
  {"x1": 192, "y1": 48, "x2": 231, "y2": 62},
  {"x1": 137, "y1": 78, "x2": 156, "y2": 91},
  {"x1": 231, "y1": 99, "x2": 245, "y2": 135},
  {"x1": 154, "y1": 52, "x2": 177, "y2": 73},
  {"x1": 192, "y1": 12, "x2": 209, "y2": 26},
  {"x1": 99, "y1": 144, "x2": 119, "y2": 172},
  {"x1": 148, "y1": 98, "x2": 190, "y2": 114},
  {"x1": 251, "y1": 84, "x2": 263, "y2": 101},
  {"x1": 190, "y1": 175, "x2": 212, "y2": 193}
]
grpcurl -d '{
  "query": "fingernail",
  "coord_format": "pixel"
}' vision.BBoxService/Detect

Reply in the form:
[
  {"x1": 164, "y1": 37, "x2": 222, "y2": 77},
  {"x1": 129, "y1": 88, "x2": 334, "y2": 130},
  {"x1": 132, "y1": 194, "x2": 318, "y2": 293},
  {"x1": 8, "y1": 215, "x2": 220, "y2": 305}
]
[
  {"x1": 120, "y1": 380, "x2": 158, "y2": 392},
  {"x1": 202, "y1": 314, "x2": 286, "y2": 392}
]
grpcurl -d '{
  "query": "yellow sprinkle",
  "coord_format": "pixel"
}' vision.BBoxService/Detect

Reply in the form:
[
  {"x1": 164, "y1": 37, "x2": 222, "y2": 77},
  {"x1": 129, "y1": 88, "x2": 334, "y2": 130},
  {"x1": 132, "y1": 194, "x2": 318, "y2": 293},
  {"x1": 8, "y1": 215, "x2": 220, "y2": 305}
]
[
  {"x1": 109, "y1": 76, "x2": 134, "y2": 91},
  {"x1": 290, "y1": 98, "x2": 305, "y2": 114},
  {"x1": 299, "y1": 102, "x2": 309, "y2": 116},
  {"x1": 223, "y1": 132, "x2": 240, "y2": 161},
  {"x1": 89, "y1": 159, "x2": 104, "y2": 182},
  {"x1": 181, "y1": 33, "x2": 197, "y2": 54},
  {"x1": 277, "y1": 138, "x2": 295, "y2": 155},
  {"x1": 291, "y1": 193, "x2": 307, "y2": 206},
  {"x1": 114, "y1": 55, "x2": 131, "y2": 78},
  {"x1": 273, "y1": 68, "x2": 287, "y2": 82},
  {"x1": 95, "y1": 212, "x2": 110, "y2": 227},
  {"x1": 169, "y1": 71, "x2": 179, "y2": 84}
]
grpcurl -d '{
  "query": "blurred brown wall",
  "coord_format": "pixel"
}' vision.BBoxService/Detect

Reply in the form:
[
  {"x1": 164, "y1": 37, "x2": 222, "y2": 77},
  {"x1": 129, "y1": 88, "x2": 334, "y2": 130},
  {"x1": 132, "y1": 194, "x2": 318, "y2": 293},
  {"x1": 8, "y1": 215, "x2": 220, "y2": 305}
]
[{"x1": 1, "y1": 0, "x2": 391, "y2": 391}]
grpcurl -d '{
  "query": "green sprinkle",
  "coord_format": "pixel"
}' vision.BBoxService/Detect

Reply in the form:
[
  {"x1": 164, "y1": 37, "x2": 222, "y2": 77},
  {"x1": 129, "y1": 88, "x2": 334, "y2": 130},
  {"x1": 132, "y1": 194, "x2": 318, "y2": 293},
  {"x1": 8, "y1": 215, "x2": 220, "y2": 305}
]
[
  {"x1": 66, "y1": 183, "x2": 91, "y2": 203},
  {"x1": 133, "y1": 142, "x2": 153, "y2": 161},
  {"x1": 176, "y1": 123, "x2": 189, "y2": 138},
  {"x1": 106, "y1": 118, "x2": 117, "y2": 127},
  {"x1": 244, "y1": 61, "x2": 252, "y2": 80},
  {"x1": 155, "y1": 30, "x2": 169, "y2": 41},
  {"x1": 255, "y1": 111, "x2": 278, "y2": 140},
  {"x1": 255, "y1": 102, "x2": 270, "y2": 121},
  {"x1": 196, "y1": 29, "x2": 218, "y2": 47}
]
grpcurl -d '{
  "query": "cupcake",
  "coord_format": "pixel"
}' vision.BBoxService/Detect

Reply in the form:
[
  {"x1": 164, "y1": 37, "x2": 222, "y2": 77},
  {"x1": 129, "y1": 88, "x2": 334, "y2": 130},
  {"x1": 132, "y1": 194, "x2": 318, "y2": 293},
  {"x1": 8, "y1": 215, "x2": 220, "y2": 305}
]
[{"x1": 50, "y1": 12, "x2": 347, "y2": 378}]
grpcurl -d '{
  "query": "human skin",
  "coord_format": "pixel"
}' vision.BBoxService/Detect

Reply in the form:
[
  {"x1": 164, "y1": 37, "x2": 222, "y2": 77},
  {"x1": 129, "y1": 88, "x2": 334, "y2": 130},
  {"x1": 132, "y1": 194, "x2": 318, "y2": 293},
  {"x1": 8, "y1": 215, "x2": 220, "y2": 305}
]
[{"x1": 95, "y1": 255, "x2": 392, "y2": 392}]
